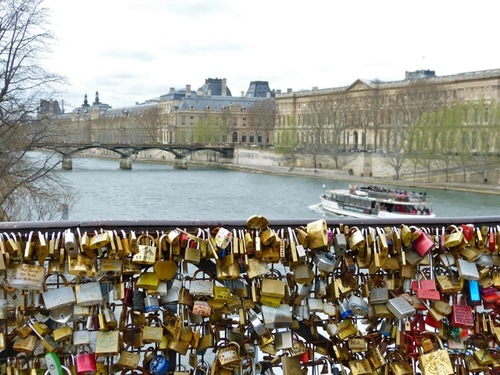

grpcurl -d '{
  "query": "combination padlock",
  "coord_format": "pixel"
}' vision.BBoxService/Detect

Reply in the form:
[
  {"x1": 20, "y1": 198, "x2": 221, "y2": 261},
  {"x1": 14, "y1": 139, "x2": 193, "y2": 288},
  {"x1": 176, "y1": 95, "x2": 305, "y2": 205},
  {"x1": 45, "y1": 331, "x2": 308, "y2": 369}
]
[{"x1": 149, "y1": 354, "x2": 170, "y2": 375}]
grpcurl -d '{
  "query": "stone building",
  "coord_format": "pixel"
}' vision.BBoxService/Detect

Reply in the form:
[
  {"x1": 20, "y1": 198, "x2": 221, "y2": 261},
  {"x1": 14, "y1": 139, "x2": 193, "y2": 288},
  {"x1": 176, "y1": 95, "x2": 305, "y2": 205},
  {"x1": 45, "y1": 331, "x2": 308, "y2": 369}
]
[
  {"x1": 274, "y1": 69, "x2": 500, "y2": 153},
  {"x1": 44, "y1": 79, "x2": 275, "y2": 147}
]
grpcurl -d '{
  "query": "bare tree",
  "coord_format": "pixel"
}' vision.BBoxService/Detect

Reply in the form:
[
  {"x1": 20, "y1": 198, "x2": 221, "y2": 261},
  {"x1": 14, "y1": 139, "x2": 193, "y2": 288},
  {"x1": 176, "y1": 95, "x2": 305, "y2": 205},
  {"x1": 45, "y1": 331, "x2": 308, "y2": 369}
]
[
  {"x1": 0, "y1": 0, "x2": 70, "y2": 221},
  {"x1": 140, "y1": 106, "x2": 162, "y2": 143},
  {"x1": 304, "y1": 95, "x2": 331, "y2": 168},
  {"x1": 384, "y1": 79, "x2": 443, "y2": 180},
  {"x1": 246, "y1": 98, "x2": 275, "y2": 145}
]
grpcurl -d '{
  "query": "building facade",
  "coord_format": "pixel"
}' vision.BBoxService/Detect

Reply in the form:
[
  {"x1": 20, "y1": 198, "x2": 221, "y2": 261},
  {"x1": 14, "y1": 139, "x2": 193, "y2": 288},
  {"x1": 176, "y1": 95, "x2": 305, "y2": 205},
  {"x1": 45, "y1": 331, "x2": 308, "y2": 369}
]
[
  {"x1": 43, "y1": 69, "x2": 500, "y2": 158},
  {"x1": 274, "y1": 69, "x2": 500, "y2": 153},
  {"x1": 45, "y1": 79, "x2": 276, "y2": 147}
]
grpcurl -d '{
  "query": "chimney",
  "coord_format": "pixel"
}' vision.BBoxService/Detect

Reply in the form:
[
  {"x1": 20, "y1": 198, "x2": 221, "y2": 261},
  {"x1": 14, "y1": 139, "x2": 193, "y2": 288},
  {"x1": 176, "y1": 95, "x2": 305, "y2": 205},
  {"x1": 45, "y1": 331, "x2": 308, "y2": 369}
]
[
  {"x1": 312, "y1": 86, "x2": 318, "y2": 91},
  {"x1": 222, "y1": 78, "x2": 227, "y2": 97},
  {"x1": 287, "y1": 88, "x2": 292, "y2": 93},
  {"x1": 185, "y1": 84, "x2": 191, "y2": 97},
  {"x1": 241, "y1": 91, "x2": 244, "y2": 98},
  {"x1": 170, "y1": 87, "x2": 175, "y2": 93},
  {"x1": 266, "y1": 92, "x2": 271, "y2": 98},
  {"x1": 276, "y1": 89, "x2": 281, "y2": 95},
  {"x1": 208, "y1": 90, "x2": 212, "y2": 97}
]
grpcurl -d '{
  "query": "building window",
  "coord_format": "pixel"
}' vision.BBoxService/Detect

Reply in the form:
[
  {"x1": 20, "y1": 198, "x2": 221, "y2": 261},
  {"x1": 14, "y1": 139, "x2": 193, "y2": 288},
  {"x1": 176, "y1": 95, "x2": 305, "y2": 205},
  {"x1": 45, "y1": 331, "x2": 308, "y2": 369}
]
[
  {"x1": 257, "y1": 133, "x2": 263, "y2": 143},
  {"x1": 232, "y1": 132, "x2": 238, "y2": 143},
  {"x1": 242, "y1": 133, "x2": 247, "y2": 143},
  {"x1": 250, "y1": 133, "x2": 255, "y2": 143}
]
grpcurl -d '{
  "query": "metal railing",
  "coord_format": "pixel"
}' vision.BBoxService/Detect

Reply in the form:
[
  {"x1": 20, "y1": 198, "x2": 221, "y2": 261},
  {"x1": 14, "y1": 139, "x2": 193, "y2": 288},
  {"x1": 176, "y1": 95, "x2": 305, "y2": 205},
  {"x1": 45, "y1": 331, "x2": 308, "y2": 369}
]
[{"x1": 1, "y1": 216, "x2": 500, "y2": 233}]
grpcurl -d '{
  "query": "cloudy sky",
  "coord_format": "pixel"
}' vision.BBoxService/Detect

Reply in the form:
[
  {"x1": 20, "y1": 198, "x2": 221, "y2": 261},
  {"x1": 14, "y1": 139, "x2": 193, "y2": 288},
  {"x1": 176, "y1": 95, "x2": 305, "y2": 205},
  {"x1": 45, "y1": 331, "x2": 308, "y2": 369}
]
[{"x1": 43, "y1": 0, "x2": 499, "y2": 111}]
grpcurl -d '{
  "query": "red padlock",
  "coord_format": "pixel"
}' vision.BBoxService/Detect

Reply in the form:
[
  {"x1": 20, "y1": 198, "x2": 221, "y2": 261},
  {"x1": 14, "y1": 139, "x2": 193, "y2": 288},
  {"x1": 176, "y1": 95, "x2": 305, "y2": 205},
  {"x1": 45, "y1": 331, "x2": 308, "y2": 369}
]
[
  {"x1": 450, "y1": 295, "x2": 474, "y2": 329},
  {"x1": 411, "y1": 228, "x2": 435, "y2": 256},
  {"x1": 75, "y1": 345, "x2": 97, "y2": 375},
  {"x1": 461, "y1": 224, "x2": 474, "y2": 242}
]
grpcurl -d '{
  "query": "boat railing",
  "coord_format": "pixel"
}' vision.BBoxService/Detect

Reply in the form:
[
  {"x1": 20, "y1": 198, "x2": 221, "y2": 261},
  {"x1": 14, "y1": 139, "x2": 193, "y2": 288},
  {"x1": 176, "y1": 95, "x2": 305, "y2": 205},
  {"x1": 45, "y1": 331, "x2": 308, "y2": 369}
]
[{"x1": 357, "y1": 187, "x2": 428, "y2": 204}]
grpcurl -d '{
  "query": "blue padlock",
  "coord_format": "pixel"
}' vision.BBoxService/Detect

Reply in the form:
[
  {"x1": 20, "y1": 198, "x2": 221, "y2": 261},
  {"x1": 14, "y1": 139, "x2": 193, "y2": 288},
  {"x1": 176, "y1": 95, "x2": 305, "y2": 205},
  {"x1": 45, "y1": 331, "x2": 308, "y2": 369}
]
[
  {"x1": 465, "y1": 279, "x2": 481, "y2": 306},
  {"x1": 149, "y1": 354, "x2": 169, "y2": 375}
]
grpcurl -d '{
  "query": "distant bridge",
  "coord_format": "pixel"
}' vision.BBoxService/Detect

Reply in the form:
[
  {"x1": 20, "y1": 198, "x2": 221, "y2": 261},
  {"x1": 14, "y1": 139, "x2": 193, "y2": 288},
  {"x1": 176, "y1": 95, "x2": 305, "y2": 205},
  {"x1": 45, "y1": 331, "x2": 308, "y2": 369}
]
[{"x1": 31, "y1": 142, "x2": 235, "y2": 169}]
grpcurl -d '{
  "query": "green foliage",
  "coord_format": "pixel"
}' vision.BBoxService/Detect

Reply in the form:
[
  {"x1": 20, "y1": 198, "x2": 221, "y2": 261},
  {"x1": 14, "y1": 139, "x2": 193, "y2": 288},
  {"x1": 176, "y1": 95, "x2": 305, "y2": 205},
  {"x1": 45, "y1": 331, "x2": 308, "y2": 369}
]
[
  {"x1": 192, "y1": 120, "x2": 226, "y2": 144},
  {"x1": 275, "y1": 118, "x2": 299, "y2": 154}
]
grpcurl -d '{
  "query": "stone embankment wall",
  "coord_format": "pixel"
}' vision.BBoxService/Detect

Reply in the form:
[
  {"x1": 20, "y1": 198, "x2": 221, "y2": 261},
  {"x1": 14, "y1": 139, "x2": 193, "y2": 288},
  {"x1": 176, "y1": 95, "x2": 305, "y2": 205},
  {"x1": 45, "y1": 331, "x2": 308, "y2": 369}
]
[{"x1": 79, "y1": 147, "x2": 498, "y2": 185}]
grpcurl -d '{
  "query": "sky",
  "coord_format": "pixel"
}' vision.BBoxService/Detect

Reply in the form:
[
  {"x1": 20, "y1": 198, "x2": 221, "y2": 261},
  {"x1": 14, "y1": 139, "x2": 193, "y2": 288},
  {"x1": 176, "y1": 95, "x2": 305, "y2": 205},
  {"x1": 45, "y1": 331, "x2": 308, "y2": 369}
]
[{"x1": 43, "y1": 0, "x2": 500, "y2": 111}]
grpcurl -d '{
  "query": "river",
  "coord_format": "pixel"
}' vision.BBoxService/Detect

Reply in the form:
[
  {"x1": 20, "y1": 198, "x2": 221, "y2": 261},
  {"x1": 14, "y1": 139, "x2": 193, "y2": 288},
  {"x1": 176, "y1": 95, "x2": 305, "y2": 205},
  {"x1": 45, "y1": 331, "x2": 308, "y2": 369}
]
[{"x1": 56, "y1": 157, "x2": 500, "y2": 221}]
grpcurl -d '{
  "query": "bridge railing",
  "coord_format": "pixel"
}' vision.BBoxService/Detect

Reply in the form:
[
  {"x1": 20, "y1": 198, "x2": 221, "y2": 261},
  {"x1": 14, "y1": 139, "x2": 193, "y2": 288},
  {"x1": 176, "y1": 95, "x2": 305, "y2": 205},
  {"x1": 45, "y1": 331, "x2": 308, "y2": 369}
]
[
  {"x1": 0, "y1": 216, "x2": 499, "y2": 373},
  {"x1": 1, "y1": 215, "x2": 499, "y2": 232}
]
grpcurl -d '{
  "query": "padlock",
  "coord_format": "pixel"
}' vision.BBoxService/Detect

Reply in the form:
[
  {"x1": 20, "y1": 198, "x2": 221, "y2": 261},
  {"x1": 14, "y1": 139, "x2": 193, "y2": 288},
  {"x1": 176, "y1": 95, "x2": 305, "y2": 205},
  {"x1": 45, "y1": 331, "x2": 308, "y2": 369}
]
[
  {"x1": 450, "y1": 294, "x2": 474, "y2": 328},
  {"x1": 338, "y1": 299, "x2": 352, "y2": 319},
  {"x1": 274, "y1": 329, "x2": 293, "y2": 350},
  {"x1": 306, "y1": 219, "x2": 327, "y2": 249},
  {"x1": 333, "y1": 231, "x2": 347, "y2": 256},
  {"x1": 73, "y1": 321, "x2": 91, "y2": 346},
  {"x1": 75, "y1": 345, "x2": 97, "y2": 375},
  {"x1": 411, "y1": 227, "x2": 435, "y2": 256},
  {"x1": 28, "y1": 318, "x2": 61, "y2": 352},
  {"x1": 154, "y1": 233, "x2": 178, "y2": 281},
  {"x1": 143, "y1": 317, "x2": 164, "y2": 344},
  {"x1": 189, "y1": 270, "x2": 214, "y2": 296},
  {"x1": 98, "y1": 258, "x2": 121, "y2": 278},
  {"x1": 217, "y1": 341, "x2": 241, "y2": 371},
  {"x1": 45, "y1": 352, "x2": 73, "y2": 375},
  {"x1": 456, "y1": 258, "x2": 480, "y2": 280},
  {"x1": 347, "y1": 227, "x2": 364, "y2": 250},
  {"x1": 42, "y1": 273, "x2": 76, "y2": 310},
  {"x1": 68, "y1": 253, "x2": 97, "y2": 278},
  {"x1": 64, "y1": 229, "x2": 79, "y2": 256},
  {"x1": 75, "y1": 280, "x2": 103, "y2": 306},
  {"x1": 369, "y1": 287, "x2": 389, "y2": 305},
  {"x1": 348, "y1": 293, "x2": 369, "y2": 317},
  {"x1": 10, "y1": 263, "x2": 46, "y2": 290},
  {"x1": 53, "y1": 323, "x2": 73, "y2": 342},
  {"x1": 149, "y1": 354, "x2": 170, "y2": 375},
  {"x1": 386, "y1": 296, "x2": 416, "y2": 320},
  {"x1": 95, "y1": 330, "x2": 119, "y2": 356},
  {"x1": 185, "y1": 238, "x2": 201, "y2": 264},
  {"x1": 132, "y1": 232, "x2": 157, "y2": 265},
  {"x1": 314, "y1": 252, "x2": 336, "y2": 273},
  {"x1": 117, "y1": 345, "x2": 141, "y2": 369}
]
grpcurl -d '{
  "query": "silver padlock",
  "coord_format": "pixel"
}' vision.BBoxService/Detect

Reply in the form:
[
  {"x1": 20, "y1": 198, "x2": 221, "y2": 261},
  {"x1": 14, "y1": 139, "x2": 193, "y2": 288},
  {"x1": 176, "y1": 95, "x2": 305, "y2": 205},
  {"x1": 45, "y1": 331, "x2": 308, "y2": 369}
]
[
  {"x1": 386, "y1": 296, "x2": 416, "y2": 319},
  {"x1": 274, "y1": 329, "x2": 293, "y2": 350},
  {"x1": 64, "y1": 229, "x2": 78, "y2": 256},
  {"x1": 348, "y1": 294, "x2": 369, "y2": 317},
  {"x1": 73, "y1": 321, "x2": 91, "y2": 346},
  {"x1": 314, "y1": 252, "x2": 336, "y2": 273},
  {"x1": 338, "y1": 299, "x2": 352, "y2": 320},
  {"x1": 248, "y1": 311, "x2": 268, "y2": 337},
  {"x1": 369, "y1": 287, "x2": 389, "y2": 305},
  {"x1": 144, "y1": 291, "x2": 160, "y2": 313},
  {"x1": 333, "y1": 233, "x2": 347, "y2": 256}
]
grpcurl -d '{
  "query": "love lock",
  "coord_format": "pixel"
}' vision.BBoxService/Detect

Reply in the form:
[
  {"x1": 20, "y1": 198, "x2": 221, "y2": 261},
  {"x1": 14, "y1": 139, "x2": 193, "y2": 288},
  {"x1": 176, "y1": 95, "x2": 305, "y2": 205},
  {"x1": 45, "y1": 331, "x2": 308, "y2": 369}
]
[{"x1": 44, "y1": 352, "x2": 71, "y2": 375}]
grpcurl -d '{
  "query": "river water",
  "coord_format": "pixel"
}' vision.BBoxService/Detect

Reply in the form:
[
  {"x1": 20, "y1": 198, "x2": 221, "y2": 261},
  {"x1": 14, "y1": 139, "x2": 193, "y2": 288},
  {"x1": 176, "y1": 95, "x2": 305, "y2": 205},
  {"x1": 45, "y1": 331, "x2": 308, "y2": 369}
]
[{"x1": 57, "y1": 157, "x2": 500, "y2": 221}]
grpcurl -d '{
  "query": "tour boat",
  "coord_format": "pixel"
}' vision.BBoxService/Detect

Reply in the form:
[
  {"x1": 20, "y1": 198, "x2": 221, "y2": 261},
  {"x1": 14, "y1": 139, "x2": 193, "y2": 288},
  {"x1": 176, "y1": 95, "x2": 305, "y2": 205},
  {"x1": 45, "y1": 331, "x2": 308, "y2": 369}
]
[{"x1": 320, "y1": 185, "x2": 435, "y2": 219}]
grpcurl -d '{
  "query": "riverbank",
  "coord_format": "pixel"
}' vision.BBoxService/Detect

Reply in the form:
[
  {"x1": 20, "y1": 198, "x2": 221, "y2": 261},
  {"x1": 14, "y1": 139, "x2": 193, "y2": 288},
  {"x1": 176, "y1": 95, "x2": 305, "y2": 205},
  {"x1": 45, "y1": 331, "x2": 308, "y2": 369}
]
[{"x1": 219, "y1": 162, "x2": 500, "y2": 196}]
